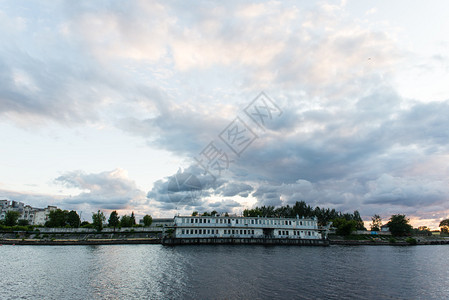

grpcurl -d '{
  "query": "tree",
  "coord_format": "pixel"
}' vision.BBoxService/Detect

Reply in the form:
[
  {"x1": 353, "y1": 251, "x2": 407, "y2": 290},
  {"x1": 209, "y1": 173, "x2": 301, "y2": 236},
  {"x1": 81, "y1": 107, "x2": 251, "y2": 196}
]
[
  {"x1": 46, "y1": 209, "x2": 68, "y2": 227},
  {"x1": 413, "y1": 226, "x2": 431, "y2": 236},
  {"x1": 130, "y1": 212, "x2": 136, "y2": 226},
  {"x1": 18, "y1": 219, "x2": 29, "y2": 226},
  {"x1": 120, "y1": 215, "x2": 133, "y2": 227},
  {"x1": 4, "y1": 211, "x2": 20, "y2": 226},
  {"x1": 370, "y1": 214, "x2": 382, "y2": 231},
  {"x1": 210, "y1": 210, "x2": 217, "y2": 216},
  {"x1": 92, "y1": 210, "x2": 105, "y2": 232},
  {"x1": 80, "y1": 221, "x2": 90, "y2": 227},
  {"x1": 352, "y1": 210, "x2": 366, "y2": 230},
  {"x1": 143, "y1": 215, "x2": 153, "y2": 227},
  {"x1": 332, "y1": 218, "x2": 357, "y2": 236},
  {"x1": 67, "y1": 210, "x2": 81, "y2": 228},
  {"x1": 191, "y1": 211, "x2": 198, "y2": 216},
  {"x1": 387, "y1": 214, "x2": 412, "y2": 236},
  {"x1": 108, "y1": 211, "x2": 120, "y2": 231},
  {"x1": 439, "y1": 219, "x2": 449, "y2": 234}
]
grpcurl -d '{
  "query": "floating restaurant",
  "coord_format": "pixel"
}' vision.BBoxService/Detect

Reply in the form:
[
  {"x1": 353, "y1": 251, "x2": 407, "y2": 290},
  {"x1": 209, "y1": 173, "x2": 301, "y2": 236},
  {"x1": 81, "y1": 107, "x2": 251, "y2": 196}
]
[{"x1": 162, "y1": 215, "x2": 330, "y2": 246}]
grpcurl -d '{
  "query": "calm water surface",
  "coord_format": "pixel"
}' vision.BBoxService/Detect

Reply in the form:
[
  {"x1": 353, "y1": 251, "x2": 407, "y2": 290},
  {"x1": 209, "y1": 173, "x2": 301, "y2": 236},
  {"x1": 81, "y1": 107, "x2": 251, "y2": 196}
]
[{"x1": 1, "y1": 244, "x2": 448, "y2": 299}]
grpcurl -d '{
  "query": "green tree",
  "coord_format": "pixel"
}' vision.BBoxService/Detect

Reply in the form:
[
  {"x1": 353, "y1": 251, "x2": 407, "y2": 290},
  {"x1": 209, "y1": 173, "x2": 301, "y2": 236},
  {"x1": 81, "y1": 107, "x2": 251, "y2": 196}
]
[
  {"x1": 143, "y1": 215, "x2": 153, "y2": 227},
  {"x1": 18, "y1": 219, "x2": 29, "y2": 226},
  {"x1": 332, "y1": 218, "x2": 357, "y2": 236},
  {"x1": 108, "y1": 210, "x2": 120, "y2": 231},
  {"x1": 4, "y1": 211, "x2": 20, "y2": 226},
  {"x1": 210, "y1": 210, "x2": 217, "y2": 216},
  {"x1": 439, "y1": 219, "x2": 449, "y2": 234},
  {"x1": 130, "y1": 212, "x2": 136, "y2": 226},
  {"x1": 45, "y1": 209, "x2": 68, "y2": 227},
  {"x1": 370, "y1": 214, "x2": 382, "y2": 231},
  {"x1": 191, "y1": 211, "x2": 198, "y2": 216},
  {"x1": 67, "y1": 210, "x2": 81, "y2": 228},
  {"x1": 120, "y1": 215, "x2": 133, "y2": 227},
  {"x1": 352, "y1": 210, "x2": 366, "y2": 230},
  {"x1": 92, "y1": 210, "x2": 106, "y2": 232},
  {"x1": 387, "y1": 214, "x2": 412, "y2": 236}
]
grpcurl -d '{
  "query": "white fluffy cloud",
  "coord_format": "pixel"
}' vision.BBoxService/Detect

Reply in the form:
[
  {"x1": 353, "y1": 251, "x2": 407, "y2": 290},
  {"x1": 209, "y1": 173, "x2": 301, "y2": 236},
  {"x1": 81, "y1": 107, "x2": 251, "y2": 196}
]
[{"x1": 55, "y1": 168, "x2": 146, "y2": 210}]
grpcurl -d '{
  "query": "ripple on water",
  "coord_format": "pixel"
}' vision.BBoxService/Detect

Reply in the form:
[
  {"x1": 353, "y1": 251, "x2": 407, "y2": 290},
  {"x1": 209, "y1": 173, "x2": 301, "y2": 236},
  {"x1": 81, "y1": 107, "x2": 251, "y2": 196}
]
[{"x1": 1, "y1": 244, "x2": 449, "y2": 299}]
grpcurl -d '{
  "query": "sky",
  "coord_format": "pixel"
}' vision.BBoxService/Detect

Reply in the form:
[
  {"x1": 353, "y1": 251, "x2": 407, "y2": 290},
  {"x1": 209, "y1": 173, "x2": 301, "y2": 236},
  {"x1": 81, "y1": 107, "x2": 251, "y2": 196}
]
[{"x1": 1, "y1": 0, "x2": 449, "y2": 229}]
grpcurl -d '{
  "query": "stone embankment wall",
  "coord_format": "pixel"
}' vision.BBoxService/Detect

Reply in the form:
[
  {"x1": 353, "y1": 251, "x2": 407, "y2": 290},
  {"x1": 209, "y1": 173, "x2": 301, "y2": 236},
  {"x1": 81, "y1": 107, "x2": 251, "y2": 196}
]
[{"x1": 36, "y1": 226, "x2": 163, "y2": 233}]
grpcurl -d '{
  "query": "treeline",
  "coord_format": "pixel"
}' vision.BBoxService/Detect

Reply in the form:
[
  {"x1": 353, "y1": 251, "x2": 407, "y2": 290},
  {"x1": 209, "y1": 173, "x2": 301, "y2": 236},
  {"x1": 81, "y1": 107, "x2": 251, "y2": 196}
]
[
  {"x1": 0, "y1": 209, "x2": 153, "y2": 232},
  {"x1": 243, "y1": 201, "x2": 366, "y2": 230},
  {"x1": 90, "y1": 210, "x2": 153, "y2": 232}
]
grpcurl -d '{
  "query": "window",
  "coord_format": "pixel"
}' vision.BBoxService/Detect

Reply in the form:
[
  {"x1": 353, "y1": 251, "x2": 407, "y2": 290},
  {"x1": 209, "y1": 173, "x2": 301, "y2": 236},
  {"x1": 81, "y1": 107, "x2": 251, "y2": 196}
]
[
  {"x1": 195, "y1": 230, "x2": 198, "y2": 234},
  {"x1": 300, "y1": 221, "x2": 302, "y2": 225},
  {"x1": 195, "y1": 219, "x2": 198, "y2": 223},
  {"x1": 208, "y1": 219, "x2": 210, "y2": 223},
  {"x1": 252, "y1": 230, "x2": 255, "y2": 234},
  {"x1": 279, "y1": 231, "x2": 282, "y2": 235},
  {"x1": 228, "y1": 219, "x2": 231, "y2": 224},
  {"x1": 199, "y1": 229, "x2": 202, "y2": 234},
  {"x1": 240, "y1": 230, "x2": 243, "y2": 234},
  {"x1": 232, "y1": 230, "x2": 235, "y2": 234},
  {"x1": 251, "y1": 220, "x2": 254, "y2": 224},
  {"x1": 286, "y1": 231, "x2": 289, "y2": 235},
  {"x1": 182, "y1": 230, "x2": 185, "y2": 234},
  {"x1": 191, "y1": 218, "x2": 194, "y2": 223},
  {"x1": 236, "y1": 219, "x2": 239, "y2": 224},
  {"x1": 207, "y1": 229, "x2": 210, "y2": 234}
]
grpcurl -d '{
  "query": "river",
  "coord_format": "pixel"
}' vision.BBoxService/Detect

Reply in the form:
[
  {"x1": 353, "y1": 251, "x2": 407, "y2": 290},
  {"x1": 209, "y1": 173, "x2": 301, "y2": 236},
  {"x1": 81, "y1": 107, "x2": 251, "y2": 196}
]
[{"x1": 1, "y1": 244, "x2": 448, "y2": 299}]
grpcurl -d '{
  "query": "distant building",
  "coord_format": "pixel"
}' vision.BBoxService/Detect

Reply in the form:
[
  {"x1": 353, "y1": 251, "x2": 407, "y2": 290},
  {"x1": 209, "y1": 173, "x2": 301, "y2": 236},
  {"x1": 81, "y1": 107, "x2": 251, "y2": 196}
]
[
  {"x1": 381, "y1": 224, "x2": 390, "y2": 232},
  {"x1": 0, "y1": 200, "x2": 58, "y2": 225}
]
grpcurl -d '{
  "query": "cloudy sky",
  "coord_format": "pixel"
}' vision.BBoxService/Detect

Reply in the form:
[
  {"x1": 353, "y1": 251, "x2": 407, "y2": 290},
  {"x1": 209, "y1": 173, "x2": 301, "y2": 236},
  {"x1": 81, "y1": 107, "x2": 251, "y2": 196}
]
[{"x1": 1, "y1": 0, "x2": 449, "y2": 228}]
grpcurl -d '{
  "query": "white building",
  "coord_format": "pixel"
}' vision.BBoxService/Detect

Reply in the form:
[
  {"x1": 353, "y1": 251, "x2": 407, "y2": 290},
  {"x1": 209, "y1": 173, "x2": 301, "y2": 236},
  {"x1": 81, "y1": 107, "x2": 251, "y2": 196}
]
[
  {"x1": 0, "y1": 200, "x2": 58, "y2": 225},
  {"x1": 173, "y1": 215, "x2": 325, "y2": 239}
]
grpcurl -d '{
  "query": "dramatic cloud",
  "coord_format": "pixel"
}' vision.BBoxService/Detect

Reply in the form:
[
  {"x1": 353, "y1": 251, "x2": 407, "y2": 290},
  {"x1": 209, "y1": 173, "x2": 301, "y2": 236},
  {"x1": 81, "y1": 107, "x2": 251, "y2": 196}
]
[
  {"x1": 55, "y1": 168, "x2": 146, "y2": 210},
  {"x1": 2, "y1": 1, "x2": 449, "y2": 228}
]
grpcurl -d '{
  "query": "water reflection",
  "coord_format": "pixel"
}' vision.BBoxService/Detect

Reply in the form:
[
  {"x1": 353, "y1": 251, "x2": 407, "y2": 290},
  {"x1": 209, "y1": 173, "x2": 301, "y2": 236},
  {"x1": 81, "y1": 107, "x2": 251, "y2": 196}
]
[{"x1": 1, "y1": 245, "x2": 449, "y2": 299}]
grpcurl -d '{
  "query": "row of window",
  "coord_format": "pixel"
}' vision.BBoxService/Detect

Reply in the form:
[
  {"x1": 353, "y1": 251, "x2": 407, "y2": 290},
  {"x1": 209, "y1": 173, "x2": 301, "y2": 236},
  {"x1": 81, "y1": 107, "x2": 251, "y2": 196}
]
[
  {"x1": 182, "y1": 218, "x2": 314, "y2": 226},
  {"x1": 278, "y1": 230, "x2": 313, "y2": 236},
  {"x1": 180, "y1": 229, "x2": 316, "y2": 236},
  {"x1": 181, "y1": 229, "x2": 256, "y2": 235}
]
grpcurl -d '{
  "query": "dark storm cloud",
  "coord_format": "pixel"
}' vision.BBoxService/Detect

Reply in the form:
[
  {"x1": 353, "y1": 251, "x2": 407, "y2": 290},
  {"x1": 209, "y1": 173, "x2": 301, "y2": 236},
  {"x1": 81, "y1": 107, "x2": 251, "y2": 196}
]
[
  {"x1": 216, "y1": 182, "x2": 253, "y2": 197},
  {"x1": 147, "y1": 165, "x2": 228, "y2": 210}
]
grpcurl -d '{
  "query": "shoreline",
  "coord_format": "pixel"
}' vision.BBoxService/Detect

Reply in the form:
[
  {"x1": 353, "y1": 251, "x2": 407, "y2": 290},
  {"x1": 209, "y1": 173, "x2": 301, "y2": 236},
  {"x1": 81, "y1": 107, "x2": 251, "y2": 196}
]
[
  {"x1": 2, "y1": 238, "x2": 449, "y2": 246},
  {"x1": 0, "y1": 238, "x2": 161, "y2": 245}
]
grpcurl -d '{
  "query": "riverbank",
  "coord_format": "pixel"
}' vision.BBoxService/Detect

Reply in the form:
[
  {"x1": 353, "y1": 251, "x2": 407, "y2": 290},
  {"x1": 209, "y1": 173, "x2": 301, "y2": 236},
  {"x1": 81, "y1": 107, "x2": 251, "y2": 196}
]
[
  {"x1": 3, "y1": 238, "x2": 449, "y2": 246},
  {"x1": 0, "y1": 229, "x2": 162, "y2": 245},
  {"x1": 2, "y1": 231, "x2": 448, "y2": 246},
  {"x1": 0, "y1": 238, "x2": 160, "y2": 245}
]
